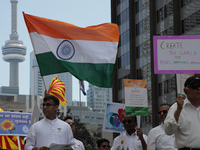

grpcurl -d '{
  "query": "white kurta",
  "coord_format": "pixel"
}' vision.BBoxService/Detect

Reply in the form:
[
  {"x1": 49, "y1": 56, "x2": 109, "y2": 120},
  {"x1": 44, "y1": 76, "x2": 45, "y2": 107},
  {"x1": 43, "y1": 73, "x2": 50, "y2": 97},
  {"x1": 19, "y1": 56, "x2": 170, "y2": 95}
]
[
  {"x1": 147, "y1": 123, "x2": 177, "y2": 150},
  {"x1": 25, "y1": 117, "x2": 74, "y2": 150}
]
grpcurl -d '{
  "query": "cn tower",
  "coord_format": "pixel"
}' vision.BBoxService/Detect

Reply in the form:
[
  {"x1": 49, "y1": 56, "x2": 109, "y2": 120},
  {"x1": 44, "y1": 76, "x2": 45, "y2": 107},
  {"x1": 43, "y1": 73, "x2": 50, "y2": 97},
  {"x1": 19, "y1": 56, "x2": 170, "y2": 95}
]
[{"x1": 2, "y1": 0, "x2": 26, "y2": 90}]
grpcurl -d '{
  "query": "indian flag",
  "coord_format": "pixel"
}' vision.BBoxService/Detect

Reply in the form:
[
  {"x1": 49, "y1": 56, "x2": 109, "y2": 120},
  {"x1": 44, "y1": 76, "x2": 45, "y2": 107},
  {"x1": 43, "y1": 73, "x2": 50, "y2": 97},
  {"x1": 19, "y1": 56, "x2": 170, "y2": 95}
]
[{"x1": 23, "y1": 12, "x2": 119, "y2": 87}]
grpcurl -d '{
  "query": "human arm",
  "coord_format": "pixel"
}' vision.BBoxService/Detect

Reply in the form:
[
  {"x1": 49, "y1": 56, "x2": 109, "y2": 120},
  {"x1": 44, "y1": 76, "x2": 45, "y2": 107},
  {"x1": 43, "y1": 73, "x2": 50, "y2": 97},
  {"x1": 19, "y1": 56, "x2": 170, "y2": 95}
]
[
  {"x1": 111, "y1": 137, "x2": 120, "y2": 150},
  {"x1": 147, "y1": 129, "x2": 156, "y2": 150},
  {"x1": 164, "y1": 103, "x2": 179, "y2": 135},
  {"x1": 136, "y1": 128, "x2": 147, "y2": 150},
  {"x1": 174, "y1": 95, "x2": 184, "y2": 122}
]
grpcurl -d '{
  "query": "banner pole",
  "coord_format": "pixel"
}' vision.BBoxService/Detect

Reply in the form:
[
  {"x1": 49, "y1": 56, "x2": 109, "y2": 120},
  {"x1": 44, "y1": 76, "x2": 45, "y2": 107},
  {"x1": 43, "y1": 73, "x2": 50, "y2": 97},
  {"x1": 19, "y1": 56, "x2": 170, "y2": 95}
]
[{"x1": 17, "y1": 135, "x2": 21, "y2": 150}]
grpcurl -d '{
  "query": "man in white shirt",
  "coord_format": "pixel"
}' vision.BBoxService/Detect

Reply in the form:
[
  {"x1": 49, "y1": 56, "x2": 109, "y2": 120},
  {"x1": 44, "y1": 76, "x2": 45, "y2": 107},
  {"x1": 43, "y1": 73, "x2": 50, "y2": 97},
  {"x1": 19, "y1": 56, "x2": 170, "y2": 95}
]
[
  {"x1": 164, "y1": 76, "x2": 200, "y2": 149},
  {"x1": 147, "y1": 103, "x2": 177, "y2": 150},
  {"x1": 25, "y1": 95, "x2": 74, "y2": 150},
  {"x1": 65, "y1": 116, "x2": 85, "y2": 150},
  {"x1": 111, "y1": 115, "x2": 147, "y2": 150}
]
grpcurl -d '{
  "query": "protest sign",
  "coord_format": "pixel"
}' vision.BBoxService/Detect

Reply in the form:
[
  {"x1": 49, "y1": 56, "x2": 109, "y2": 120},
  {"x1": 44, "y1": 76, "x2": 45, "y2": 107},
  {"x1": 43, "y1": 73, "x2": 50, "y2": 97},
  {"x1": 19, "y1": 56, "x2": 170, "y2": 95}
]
[
  {"x1": 124, "y1": 79, "x2": 148, "y2": 116},
  {"x1": 154, "y1": 35, "x2": 200, "y2": 74}
]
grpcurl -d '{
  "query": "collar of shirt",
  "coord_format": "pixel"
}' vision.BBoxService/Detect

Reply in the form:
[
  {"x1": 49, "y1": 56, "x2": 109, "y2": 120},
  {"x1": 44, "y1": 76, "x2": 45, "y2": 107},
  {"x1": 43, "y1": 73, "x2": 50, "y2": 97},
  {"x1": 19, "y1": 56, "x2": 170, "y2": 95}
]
[
  {"x1": 44, "y1": 117, "x2": 58, "y2": 125},
  {"x1": 125, "y1": 131, "x2": 137, "y2": 136},
  {"x1": 183, "y1": 98, "x2": 200, "y2": 111}
]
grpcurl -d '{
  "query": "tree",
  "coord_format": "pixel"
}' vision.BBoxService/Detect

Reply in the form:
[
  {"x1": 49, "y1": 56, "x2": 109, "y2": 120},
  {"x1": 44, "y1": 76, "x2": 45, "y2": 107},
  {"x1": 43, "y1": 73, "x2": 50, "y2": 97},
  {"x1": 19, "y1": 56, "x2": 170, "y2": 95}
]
[{"x1": 74, "y1": 119, "x2": 98, "y2": 150}]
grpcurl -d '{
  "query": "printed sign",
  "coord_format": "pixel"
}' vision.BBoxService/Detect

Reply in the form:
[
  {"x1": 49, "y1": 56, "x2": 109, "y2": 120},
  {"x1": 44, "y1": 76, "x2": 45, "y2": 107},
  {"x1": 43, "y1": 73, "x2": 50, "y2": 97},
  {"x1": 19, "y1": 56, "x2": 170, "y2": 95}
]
[
  {"x1": 0, "y1": 112, "x2": 31, "y2": 136},
  {"x1": 154, "y1": 35, "x2": 200, "y2": 74},
  {"x1": 103, "y1": 102, "x2": 125, "y2": 133},
  {"x1": 124, "y1": 79, "x2": 148, "y2": 116}
]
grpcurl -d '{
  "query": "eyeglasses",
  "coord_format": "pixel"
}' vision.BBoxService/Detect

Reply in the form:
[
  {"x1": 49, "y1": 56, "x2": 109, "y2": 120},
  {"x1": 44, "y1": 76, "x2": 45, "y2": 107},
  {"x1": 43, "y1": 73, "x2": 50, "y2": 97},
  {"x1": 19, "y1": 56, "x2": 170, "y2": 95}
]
[
  {"x1": 42, "y1": 103, "x2": 55, "y2": 108},
  {"x1": 188, "y1": 84, "x2": 200, "y2": 90},
  {"x1": 157, "y1": 110, "x2": 168, "y2": 115},
  {"x1": 67, "y1": 122, "x2": 75, "y2": 125},
  {"x1": 102, "y1": 145, "x2": 110, "y2": 148},
  {"x1": 122, "y1": 119, "x2": 133, "y2": 124}
]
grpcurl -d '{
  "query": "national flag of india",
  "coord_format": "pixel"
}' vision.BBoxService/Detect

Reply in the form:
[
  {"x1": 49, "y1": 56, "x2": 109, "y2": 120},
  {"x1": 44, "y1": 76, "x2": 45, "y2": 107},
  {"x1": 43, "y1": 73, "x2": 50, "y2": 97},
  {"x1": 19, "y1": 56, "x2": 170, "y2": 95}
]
[{"x1": 23, "y1": 12, "x2": 119, "y2": 87}]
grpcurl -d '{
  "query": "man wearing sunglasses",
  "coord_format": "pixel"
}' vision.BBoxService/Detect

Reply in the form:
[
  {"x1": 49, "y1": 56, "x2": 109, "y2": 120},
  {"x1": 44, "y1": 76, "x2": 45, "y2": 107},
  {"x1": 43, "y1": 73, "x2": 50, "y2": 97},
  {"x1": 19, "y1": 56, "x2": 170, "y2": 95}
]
[
  {"x1": 64, "y1": 116, "x2": 85, "y2": 150},
  {"x1": 111, "y1": 115, "x2": 147, "y2": 150},
  {"x1": 97, "y1": 138, "x2": 110, "y2": 150},
  {"x1": 147, "y1": 103, "x2": 177, "y2": 150},
  {"x1": 25, "y1": 95, "x2": 74, "y2": 150},
  {"x1": 164, "y1": 76, "x2": 200, "y2": 150}
]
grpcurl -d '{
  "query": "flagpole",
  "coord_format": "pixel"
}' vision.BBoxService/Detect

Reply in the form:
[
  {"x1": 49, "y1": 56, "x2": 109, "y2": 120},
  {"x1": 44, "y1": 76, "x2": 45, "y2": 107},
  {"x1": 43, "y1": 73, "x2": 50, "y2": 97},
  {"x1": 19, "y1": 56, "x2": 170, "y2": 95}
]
[
  {"x1": 42, "y1": 76, "x2": 47, "y2": 91},
  {"x1": 17, "y1": 135, "x2": 21, "y2": 150},
  {"x1": 79, "y1": 82, "x2": 81, "y2": 121}
]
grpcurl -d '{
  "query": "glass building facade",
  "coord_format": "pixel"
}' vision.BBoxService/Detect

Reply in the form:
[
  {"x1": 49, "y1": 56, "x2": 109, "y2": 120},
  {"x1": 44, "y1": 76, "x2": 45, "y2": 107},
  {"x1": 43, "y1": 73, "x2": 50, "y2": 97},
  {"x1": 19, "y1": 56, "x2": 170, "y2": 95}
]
[{"x1": 111, "y1": 0, "x2": 200, "y2": 134}]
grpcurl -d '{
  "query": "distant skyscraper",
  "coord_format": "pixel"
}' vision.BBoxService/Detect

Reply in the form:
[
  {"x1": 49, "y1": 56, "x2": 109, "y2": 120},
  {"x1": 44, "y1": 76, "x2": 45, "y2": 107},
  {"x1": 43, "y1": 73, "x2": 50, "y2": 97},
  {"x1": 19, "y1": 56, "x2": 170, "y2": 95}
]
[
  {"x1": 1, "y1": 0, "x2": 26, "y2": 94},
  {"x1": 87, "y1": 84, "x2": 112, "y2": 113},
  {"x1": 30, "y1": 51, "x2": 72, "y2": 102}
]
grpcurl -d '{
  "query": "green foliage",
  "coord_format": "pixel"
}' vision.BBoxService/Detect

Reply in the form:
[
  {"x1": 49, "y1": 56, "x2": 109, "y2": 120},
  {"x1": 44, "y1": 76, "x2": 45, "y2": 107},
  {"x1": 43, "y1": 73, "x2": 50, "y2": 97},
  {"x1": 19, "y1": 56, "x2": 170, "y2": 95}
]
[{"x1": 74, "y1": 119, "x2": 98, "y2": 150}]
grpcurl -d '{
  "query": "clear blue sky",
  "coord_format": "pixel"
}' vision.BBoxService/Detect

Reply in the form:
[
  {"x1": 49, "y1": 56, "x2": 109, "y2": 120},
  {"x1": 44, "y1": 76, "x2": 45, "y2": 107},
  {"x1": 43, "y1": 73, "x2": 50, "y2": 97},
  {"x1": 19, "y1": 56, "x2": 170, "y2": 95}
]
[{"x1": 0, "y1": 0, "x2": 111, "y2": 102}]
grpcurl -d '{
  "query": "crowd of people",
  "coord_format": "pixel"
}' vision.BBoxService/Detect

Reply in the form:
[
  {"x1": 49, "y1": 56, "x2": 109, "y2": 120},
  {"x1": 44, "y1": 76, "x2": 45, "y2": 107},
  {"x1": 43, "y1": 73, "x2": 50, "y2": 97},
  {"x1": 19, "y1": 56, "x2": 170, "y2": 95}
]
[{"x1": 24, "y1": 75, "x2": 200, "y2": 150}]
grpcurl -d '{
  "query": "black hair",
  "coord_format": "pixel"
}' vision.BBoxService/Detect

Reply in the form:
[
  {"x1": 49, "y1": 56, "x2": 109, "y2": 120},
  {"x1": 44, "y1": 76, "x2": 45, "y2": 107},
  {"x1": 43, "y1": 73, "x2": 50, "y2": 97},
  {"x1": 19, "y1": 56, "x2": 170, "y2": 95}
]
[
  {"x1": 97, "y1": 138, "x2": 110, "y2": 148},
  {"x1": 159, "y1": 103, "x2": 171, "y2": 108},
  {"x1": 64, "y1": 116, "x2": 73, "y2": 121},
  {"x1": 125, "y1": 115, "x2": 137, "y2": 123},
  {"x1": 43, "y1": 95, "x2": 59, "y2": 106}
]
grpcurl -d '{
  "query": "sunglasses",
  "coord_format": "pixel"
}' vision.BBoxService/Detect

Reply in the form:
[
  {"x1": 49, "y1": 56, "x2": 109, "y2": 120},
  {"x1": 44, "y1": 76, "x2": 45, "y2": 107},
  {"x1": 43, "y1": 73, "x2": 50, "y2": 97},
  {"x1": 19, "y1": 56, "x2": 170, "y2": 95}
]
[
  {"x1": 157, "y1": 110, "x2": 168, "y2": 115},
  {"x1": 188, "y1": 84, "x2": 200, "y2": 90},
  {"x1": 122, "y1": 119, "x2": 133, "y2": 124},
  {"x1": 67, "y1": 122, "x2": 75, "y2": 125},
  {"x1": 102, "y1": 145, "x2": 110, "y2": 148},
  {"x1": 41, "y1": 103, "x2": 55, "y2": 108}
]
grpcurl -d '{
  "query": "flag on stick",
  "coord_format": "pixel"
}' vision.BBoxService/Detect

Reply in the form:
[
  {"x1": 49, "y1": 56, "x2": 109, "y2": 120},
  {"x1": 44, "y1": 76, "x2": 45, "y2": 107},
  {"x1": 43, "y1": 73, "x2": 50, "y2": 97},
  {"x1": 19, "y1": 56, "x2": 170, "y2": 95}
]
[
  {"x1": 79, "y1": 80, "x2": 86, "y2": 95},
  {"x1": 23, "y1": 12, "x2": 119, "y2": 88},
  {"x1": 0, "y1": 135, "x2": 24, "y2": 149},
  {"x1": 48, "y1": 75, "x2": 67, "y2": 107}
]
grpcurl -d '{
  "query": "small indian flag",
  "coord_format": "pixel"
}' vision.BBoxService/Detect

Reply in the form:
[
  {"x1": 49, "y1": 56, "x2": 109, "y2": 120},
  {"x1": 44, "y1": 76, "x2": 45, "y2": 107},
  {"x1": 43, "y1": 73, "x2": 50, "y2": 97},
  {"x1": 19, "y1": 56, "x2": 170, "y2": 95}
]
[{"x1": 23, "y1": 12, "x2": 119, "y2": 88}]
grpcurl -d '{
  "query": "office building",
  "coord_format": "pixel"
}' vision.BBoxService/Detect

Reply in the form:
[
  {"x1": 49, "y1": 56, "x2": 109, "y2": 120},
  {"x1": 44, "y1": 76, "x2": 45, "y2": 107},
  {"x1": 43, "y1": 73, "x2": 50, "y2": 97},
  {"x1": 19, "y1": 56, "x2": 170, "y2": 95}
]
[
  {"x1": 111, "y1": 0, "x2": 200, "y2": 133},
  {"x1": 87, "y1": 84, "x2": 112, "y2": 113}
]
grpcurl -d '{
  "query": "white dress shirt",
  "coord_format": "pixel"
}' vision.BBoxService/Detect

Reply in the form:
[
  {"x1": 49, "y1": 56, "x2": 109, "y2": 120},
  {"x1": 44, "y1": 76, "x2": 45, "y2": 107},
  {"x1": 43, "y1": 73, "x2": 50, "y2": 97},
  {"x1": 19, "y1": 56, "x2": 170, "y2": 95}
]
[
  {"x1": 111, "y1": 132, "x2": 147, "y2": 150},
  {"x1": 72, "y1": 138, "x2": 85, "y2": 150},
  {"x1": 164, "y1": 98, "x2": 200, "y2": 148},
  {"x1": 147, "y1": 123, "x2": 177, "y2": 150},
  {"x1": 25, "y1": 117, "x2": 74, "y2": 150}
]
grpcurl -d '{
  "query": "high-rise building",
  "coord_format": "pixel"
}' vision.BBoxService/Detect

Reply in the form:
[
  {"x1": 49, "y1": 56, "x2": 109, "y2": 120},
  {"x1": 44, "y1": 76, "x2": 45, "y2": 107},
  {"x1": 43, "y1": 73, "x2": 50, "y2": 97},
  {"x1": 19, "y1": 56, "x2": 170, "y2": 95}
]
[
  {"x1": 111, "y1": 0, "x2": 200, "y2": 133},
  {"x1": 1, "y1": 0, "x2": 26, "y2": 94},
  {"x1": 87, "y1": 84, "x2": 112, "y2": 113}
]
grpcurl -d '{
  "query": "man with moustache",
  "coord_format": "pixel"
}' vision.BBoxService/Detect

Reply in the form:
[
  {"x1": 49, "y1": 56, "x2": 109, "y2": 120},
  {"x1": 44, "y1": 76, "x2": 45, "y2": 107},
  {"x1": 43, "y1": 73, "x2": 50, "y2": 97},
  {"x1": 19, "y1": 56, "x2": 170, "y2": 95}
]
[
  {"x1": 25, "y1": 95, "x2": 74, "y2": 150},
  {"x1": 147, "y1": 103, "x2": 176, "y2": 150},
  {"x1": 164, "y1": 76, "x2": 200, "y2": 150}
]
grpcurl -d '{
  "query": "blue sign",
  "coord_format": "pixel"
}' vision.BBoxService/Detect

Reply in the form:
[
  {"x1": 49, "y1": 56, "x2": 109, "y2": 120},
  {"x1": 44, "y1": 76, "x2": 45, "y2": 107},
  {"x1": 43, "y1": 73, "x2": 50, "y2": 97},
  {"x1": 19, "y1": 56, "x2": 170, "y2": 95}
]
[{"x1": 0, "y1": 112, "x2": 31, "y2": 136}]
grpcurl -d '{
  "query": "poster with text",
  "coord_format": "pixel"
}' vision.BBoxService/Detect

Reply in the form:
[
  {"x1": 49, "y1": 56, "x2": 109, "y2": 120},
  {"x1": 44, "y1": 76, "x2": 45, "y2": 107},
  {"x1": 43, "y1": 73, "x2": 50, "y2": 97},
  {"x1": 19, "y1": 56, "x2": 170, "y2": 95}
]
[
  {"x1": 103, "y1": 102, "x2": 125, "y2": 133},
  {"x1": 124, "y1": 79, "x2": 148, "y2": 116},
  {"x1": 176, "y1": 74, "x2": 195, "y2": 98},
  {"x1": 154, "y1": 35, "x2": 200, "y2": 74},
  {"x1": 0, "y1": 112, "x2": 31, "y2": 136}
]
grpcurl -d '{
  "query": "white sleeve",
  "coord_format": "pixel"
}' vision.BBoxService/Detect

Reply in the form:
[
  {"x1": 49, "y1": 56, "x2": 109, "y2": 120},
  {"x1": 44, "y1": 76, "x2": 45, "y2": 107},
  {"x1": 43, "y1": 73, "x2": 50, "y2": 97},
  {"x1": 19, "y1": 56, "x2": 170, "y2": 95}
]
[
  {"x1": 147, "y1": 129, "x2": 156, "y2": 150},
  {"x1": 164, "y1": 103, "x2": 179, "y2": 135}
]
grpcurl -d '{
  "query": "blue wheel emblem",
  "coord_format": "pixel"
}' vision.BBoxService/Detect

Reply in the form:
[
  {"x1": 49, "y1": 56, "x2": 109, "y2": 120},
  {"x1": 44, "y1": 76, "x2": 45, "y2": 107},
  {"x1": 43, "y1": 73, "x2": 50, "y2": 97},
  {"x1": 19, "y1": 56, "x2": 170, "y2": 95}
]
[{"x1": 56, "y1": 40, "x2": 75, "y2": 60}]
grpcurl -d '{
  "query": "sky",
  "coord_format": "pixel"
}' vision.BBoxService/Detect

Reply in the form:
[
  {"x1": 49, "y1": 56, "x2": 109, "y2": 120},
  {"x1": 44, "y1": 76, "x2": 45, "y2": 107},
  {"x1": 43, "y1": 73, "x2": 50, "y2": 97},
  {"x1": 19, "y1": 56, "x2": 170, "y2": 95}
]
[{"x1": 0, "y1": 0, "x2": 111, "y2": 102}]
